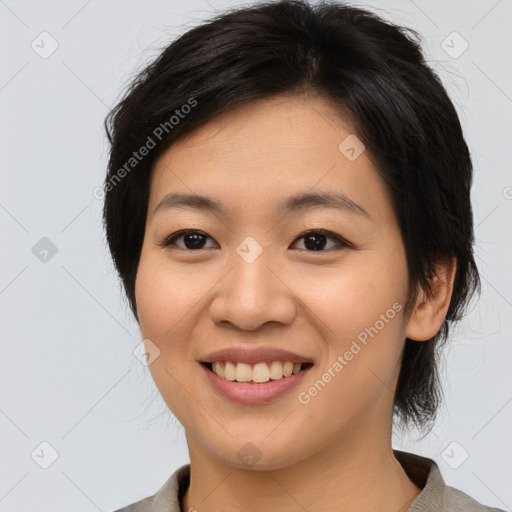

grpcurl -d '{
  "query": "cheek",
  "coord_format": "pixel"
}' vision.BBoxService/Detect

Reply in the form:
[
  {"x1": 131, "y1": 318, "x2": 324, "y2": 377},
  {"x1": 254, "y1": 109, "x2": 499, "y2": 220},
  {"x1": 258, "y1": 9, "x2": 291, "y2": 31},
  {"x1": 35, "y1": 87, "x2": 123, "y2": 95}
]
[
  {"x1": 291, "y1": 252, "x2": 408, "y2": 338},
  {"x1": 291, "y1": 246, "x2": 409, "y2": 398},
  {"x1": 134, "y1": 253, "x2": 202, "y2": 415},
  {"x1": 292, "y1": 266, "x2": 407, "y2": 422},
  {"x1": 135, "y1": 252, "x2": 205, "y2": 340}
]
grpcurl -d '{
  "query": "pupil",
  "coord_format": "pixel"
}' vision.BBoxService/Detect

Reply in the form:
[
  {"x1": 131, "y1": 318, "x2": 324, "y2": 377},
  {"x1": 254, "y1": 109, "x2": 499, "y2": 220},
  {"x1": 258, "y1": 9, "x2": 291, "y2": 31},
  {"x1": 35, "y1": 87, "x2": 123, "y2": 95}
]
[
  {"x1": 185, "y1": 233, "x2": 206, "y2": 249},
  {"x1": 305, "y1": 233, "x2": 326, "y2": 250}
]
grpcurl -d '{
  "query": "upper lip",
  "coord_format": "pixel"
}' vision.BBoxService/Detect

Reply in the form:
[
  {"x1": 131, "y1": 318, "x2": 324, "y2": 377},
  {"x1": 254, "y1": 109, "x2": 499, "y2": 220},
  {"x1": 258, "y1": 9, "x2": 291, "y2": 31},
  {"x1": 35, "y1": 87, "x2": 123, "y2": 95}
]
[{"x1": 200, "y1": 347, "x2": 314, "y2": 365}]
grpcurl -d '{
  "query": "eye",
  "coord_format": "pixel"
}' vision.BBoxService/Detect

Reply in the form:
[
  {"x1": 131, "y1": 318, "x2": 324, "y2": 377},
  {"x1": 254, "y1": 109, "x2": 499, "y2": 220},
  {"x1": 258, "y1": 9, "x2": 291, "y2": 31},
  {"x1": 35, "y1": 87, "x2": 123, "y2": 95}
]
[
  {"x1": 159, "y1": 229, "x2": 350, "y2": 252},
  {"x1": 290, "y1": 229, "x2": 349, "y2": 251},
  {"x1": 160, "y1": 230, "x2": 218, "y2": 250}
]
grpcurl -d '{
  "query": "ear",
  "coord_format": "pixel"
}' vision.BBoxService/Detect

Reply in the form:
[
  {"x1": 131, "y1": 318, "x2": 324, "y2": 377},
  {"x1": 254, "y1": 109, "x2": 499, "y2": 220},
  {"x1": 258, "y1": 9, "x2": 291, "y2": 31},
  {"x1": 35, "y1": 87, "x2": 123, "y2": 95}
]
[{"x1": 405, "y1": 257, "x2": 457, "y2": 341}]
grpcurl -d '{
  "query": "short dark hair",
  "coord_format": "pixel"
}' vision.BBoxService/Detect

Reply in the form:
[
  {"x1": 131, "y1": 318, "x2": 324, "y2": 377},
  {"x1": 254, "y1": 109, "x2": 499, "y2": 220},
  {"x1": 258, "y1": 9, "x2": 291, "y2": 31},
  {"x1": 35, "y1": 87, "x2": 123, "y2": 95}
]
[{"x1": 103, "y1": 0, "x2": 480, "y2": 432}]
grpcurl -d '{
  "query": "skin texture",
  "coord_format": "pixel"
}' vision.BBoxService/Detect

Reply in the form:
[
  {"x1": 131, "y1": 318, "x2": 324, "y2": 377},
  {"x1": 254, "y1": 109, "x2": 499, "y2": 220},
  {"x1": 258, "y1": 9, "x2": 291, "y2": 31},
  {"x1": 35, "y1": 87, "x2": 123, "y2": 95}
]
[{"x1": 135, "y1": 94, "x2": 456, "y2": 512}]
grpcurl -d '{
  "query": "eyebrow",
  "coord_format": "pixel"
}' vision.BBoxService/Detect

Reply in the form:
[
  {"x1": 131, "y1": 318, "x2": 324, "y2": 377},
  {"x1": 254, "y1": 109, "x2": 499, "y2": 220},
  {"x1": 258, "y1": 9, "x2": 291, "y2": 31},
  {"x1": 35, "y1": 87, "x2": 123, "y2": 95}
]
[{"x1": 153, "y1": 191, "x2": 370, "y2": 219}]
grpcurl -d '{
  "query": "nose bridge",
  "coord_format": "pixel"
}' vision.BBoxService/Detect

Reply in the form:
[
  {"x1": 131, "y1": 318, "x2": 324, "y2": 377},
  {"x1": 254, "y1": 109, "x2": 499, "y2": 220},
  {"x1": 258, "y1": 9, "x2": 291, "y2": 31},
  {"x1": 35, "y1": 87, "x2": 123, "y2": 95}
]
[{"x1": 209, "y1": 237, "x2": 296, "y2": 330}]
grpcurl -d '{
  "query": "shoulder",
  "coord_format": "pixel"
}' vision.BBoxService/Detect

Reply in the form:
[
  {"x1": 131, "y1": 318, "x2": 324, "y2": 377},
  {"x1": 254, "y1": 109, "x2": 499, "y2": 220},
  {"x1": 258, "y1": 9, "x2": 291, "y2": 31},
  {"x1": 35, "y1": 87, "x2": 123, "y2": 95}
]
[
  {"x1": 442, "y1": 484, "x2": 506, "y2": 512},
  {"x1": 111, "y1": 464, "x2": 191, "y2": 512},
  {"x1": 394, "y1": 449, "x2": 506, "y2": 512},
  {"x1": 112, "y1": 495, "x2": 153, "y2": 512}
]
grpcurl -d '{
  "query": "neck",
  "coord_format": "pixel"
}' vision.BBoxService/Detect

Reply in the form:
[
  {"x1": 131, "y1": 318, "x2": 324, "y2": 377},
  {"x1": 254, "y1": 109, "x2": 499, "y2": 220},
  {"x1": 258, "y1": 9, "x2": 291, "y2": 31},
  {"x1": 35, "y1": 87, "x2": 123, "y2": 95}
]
[{"x1": 181, "y1": 426, "x2": 421, "y2": 512}]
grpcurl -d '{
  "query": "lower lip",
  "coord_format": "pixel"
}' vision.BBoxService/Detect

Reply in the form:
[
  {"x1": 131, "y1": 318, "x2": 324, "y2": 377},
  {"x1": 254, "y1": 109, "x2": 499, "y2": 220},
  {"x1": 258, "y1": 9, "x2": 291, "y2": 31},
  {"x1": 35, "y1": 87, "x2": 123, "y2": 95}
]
[{"x1": 201, "y1": 363, "x2": 312, "y2": 404}]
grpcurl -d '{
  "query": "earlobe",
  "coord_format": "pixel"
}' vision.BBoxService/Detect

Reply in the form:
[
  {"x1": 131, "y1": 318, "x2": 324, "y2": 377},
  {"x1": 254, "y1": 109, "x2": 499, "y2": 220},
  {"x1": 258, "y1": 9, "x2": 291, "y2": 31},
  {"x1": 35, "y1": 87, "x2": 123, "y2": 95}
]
[{"x1": 405, "y1": 257, "x2": 457, "y2": 342}]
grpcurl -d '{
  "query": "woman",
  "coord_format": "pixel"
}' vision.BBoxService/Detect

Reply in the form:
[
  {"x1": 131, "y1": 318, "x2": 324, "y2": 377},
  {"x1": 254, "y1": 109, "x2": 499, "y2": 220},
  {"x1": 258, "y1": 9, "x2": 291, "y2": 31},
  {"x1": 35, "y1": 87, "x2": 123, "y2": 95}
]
[{"x1": 103, "y1": 1, "x2": 504, "y2": 510}]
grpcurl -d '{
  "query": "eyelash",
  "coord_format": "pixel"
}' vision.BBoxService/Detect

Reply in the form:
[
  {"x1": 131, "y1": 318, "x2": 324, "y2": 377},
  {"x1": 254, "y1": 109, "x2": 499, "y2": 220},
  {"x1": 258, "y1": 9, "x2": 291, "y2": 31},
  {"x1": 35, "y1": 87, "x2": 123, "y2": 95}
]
[{"x1": 159, "y1": 229, "x2": 351, "y2": 252}]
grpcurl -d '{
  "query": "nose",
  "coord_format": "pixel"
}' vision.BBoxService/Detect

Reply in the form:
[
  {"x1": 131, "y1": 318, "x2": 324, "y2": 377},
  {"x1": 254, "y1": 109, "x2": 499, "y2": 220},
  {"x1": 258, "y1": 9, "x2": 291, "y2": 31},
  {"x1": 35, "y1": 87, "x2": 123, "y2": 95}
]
[{"x1": 209, "y1": 246, "x2": 297, "y2": 331}]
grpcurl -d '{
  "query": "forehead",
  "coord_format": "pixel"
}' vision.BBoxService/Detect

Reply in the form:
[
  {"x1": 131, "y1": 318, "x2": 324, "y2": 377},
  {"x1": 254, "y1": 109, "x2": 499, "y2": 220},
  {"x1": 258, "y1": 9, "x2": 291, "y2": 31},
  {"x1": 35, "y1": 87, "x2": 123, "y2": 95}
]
[{"x1": 148, "y1": 94, "x2": 391, "y2": 219}]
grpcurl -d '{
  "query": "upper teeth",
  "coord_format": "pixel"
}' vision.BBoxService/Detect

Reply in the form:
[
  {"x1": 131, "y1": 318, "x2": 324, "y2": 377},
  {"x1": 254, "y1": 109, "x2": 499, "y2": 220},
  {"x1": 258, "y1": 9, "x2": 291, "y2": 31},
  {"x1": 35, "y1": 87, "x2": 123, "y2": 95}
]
[{"x1": 212, "y1": 361, "x2": 304, "y2": 383}]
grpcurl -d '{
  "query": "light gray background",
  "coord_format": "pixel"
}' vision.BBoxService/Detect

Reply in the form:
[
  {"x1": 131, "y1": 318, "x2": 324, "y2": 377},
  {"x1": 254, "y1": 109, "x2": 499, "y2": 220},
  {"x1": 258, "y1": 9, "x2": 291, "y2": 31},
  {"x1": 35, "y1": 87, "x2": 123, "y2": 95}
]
[{"x1": 1, "y1": 0, "x2": 511, "y2": 510}]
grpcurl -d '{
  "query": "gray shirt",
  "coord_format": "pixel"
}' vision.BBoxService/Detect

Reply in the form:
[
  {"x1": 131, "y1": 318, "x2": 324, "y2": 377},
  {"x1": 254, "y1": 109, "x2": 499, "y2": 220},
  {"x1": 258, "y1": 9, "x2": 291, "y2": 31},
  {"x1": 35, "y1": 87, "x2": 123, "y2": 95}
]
[{"x1": 112, "y1": 450, "x2": 506, "y2": 511}]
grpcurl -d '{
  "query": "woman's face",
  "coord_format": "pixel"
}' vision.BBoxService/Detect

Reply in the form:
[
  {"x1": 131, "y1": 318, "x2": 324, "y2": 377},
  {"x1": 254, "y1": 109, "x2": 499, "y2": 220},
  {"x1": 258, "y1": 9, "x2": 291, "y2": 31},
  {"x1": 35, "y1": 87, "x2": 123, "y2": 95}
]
[{"x1": 135, "y1": 94, "x2": 412, "y2": 469}]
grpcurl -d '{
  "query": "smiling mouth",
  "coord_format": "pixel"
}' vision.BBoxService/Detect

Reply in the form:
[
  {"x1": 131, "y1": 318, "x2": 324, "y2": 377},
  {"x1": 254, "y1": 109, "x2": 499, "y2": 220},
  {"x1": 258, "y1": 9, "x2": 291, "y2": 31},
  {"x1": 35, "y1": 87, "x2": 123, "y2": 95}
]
[{"x1": 201, "y1": 361, "x2": 314, "y2": 384}]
